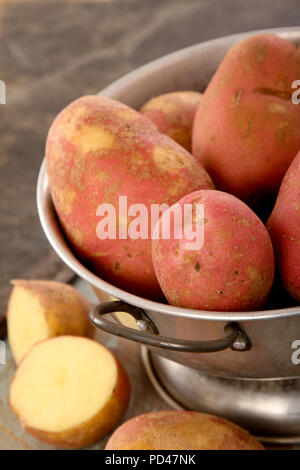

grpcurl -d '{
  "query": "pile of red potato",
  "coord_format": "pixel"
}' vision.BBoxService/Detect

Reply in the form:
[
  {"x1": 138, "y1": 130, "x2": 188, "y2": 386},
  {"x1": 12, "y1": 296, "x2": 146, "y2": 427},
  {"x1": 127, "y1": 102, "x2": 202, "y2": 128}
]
[
  {"x1": 46, "y1": 33, "x2": 300, "y2": 312},
  {"x1": 6, "y1": 33, "x2": 300, "y2": 450}
]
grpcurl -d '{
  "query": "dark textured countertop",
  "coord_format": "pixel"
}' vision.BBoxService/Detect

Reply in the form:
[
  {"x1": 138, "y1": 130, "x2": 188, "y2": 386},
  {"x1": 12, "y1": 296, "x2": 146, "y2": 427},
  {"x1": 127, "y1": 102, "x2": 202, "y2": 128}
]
[{"x1": 0, "y1": 0, "x2": 300, "y2": 450}]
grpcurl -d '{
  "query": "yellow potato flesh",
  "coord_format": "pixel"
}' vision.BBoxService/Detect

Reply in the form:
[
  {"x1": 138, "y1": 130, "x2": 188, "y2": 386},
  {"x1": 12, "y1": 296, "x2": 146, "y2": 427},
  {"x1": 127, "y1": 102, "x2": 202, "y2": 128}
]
[
  {"x1": 10, "y1": 336, "x2": 117, "y2": 433},
  {"x1": 8, "y1": 286, "x2": 49, "y2": 364}
]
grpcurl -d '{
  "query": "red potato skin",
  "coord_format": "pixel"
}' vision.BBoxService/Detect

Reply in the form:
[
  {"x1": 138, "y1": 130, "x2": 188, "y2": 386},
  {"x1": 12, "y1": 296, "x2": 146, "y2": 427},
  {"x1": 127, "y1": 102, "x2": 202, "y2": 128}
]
[
  {"x1": 267, "y1": 150, "x2": 300, "y2": 303},
  {"x1": 192, "y1": 34, "x2": 300, "y2": 202},
  {"x1": 46, "y1": 96, "x2": 213, "y2": 300},
  {"x1": 152, "y1": 190, "x2": 275, "y2": 311},
  {"x1": 140, "y1": 91, "x2": 202, "y2": 151},
  {"x1": 105, "y1": 410, "x2": 264, "y2": 450}
]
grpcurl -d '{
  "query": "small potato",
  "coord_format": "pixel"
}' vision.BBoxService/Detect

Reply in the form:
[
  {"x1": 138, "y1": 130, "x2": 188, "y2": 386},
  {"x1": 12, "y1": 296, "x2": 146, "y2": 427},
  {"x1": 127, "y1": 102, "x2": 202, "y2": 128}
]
[
  {"x1": 267, "y1": 150, "x2": 300, "y2": 302},
  {"x1": 192, "y1": 34, "x2": 300, "y2": 201},
  {"x1": 152, "y1": 190, "x2": 275, "y2": 311},
  {"x1": 140, "y1": 91, "x2": 202, "y2": 151},
  {"x1": 105, "y1": 410, "x2": 264, "y2": 450},
  {"x1": 9, "y1": 336, "x2": 130, "y2": 449},
  {"x1": 46, "y1": 95, "x2": 213, "y2": 300},
  {"x1": 7, "y1": 280, "x2": 93, "y2": 364}
]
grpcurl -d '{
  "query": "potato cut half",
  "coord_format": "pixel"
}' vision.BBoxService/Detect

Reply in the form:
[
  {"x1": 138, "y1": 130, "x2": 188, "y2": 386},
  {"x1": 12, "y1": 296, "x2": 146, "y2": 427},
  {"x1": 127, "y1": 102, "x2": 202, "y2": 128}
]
[
  {"x1": 10, "y1": 336, "x2": 130, "y2": 449},
  {"x1": 7, "y1": 280, "x2": 93, "y2": 364}
]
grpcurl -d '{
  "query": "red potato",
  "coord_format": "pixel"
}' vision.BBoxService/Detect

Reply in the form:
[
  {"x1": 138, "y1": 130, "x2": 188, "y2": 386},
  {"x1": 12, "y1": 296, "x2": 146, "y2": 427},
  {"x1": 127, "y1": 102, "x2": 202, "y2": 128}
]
[
  {"x1": 152, "y1": 190, "x2": 275, "y2": 311},
  {"x1": 192, "y1": 34, "x2": 300, "y2": 202},
  {"x1": 140, "y1": 91, "x2": 202, "y2": 151},
  {"x1": 105, "y1": 410, "x2": 264, "y2": 450},
  {"x1": 46, "y1": 95, "x2": 213, "y2": 300},
  {"x1": 267, "y1": 150, "x2": 300, "y2": 303}
]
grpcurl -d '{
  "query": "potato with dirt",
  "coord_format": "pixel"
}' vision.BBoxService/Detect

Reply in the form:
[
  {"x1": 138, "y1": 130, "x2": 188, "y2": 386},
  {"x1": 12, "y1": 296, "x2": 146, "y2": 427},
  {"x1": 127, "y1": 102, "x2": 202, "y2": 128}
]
[
  {"x1": 140, "y1": 91, "x2": 202, "y2": 151},
  {"x1": 46, "y1": 95, "x2": 213, "y2": 300},
  {"x1": 105, "y1": 410, "x2": 264, "y2": 450},
  {"x1": 267, "y1": 150, "x2": 300, "y2": 303},
  {"x1": 192, "y1": 34, "x2": 300, "y2": 202},
  {"x1": 152, "y1": 190, "x2": 275, "y2": 311}
]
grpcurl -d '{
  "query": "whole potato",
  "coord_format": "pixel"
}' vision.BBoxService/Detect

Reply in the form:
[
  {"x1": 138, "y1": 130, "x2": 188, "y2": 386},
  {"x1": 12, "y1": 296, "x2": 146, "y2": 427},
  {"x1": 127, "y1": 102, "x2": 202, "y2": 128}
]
[
  {"x1": 192, "y1": 34, "x2": 300, "y2": 202},
  {"x1": 46, "y1": 96, "x2": 213, "y2": 300},
  {"x1": 105, "y1": 410, "x2": 264, "y2": 450},
  {"x1": 267, "y1": 150, "x2": 300, "y2": 303},
  {"x1": 140, "y1": 91, "x2": 202, "y2": 151},
  {"x1": 152, "y1": 190, "x2": 274, "y2": 311}
]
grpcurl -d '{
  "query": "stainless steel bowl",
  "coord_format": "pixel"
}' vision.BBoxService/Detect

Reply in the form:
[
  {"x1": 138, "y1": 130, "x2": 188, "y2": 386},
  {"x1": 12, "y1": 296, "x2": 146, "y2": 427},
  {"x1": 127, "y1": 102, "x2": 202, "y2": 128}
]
[{"x1": 37, "y1": 27, "x2": 300, "y2": 380}]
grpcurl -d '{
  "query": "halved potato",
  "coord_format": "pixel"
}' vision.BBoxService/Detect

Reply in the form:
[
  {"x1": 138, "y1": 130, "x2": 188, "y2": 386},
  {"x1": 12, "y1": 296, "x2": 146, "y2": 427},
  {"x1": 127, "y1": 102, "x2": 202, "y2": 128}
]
[
  {"x1": 9, "y1": 336, "x2": 130, "y2": 449},
  {"x1": 7, "y1": 280, "x2": 93, "y2": 364}
]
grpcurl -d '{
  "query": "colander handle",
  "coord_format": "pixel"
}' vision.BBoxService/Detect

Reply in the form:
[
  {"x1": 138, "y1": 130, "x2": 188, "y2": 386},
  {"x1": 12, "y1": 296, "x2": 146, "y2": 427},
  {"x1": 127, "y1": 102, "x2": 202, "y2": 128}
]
[{"x1": 90, "y1": 300, "x2": 251, "y2": 353}]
